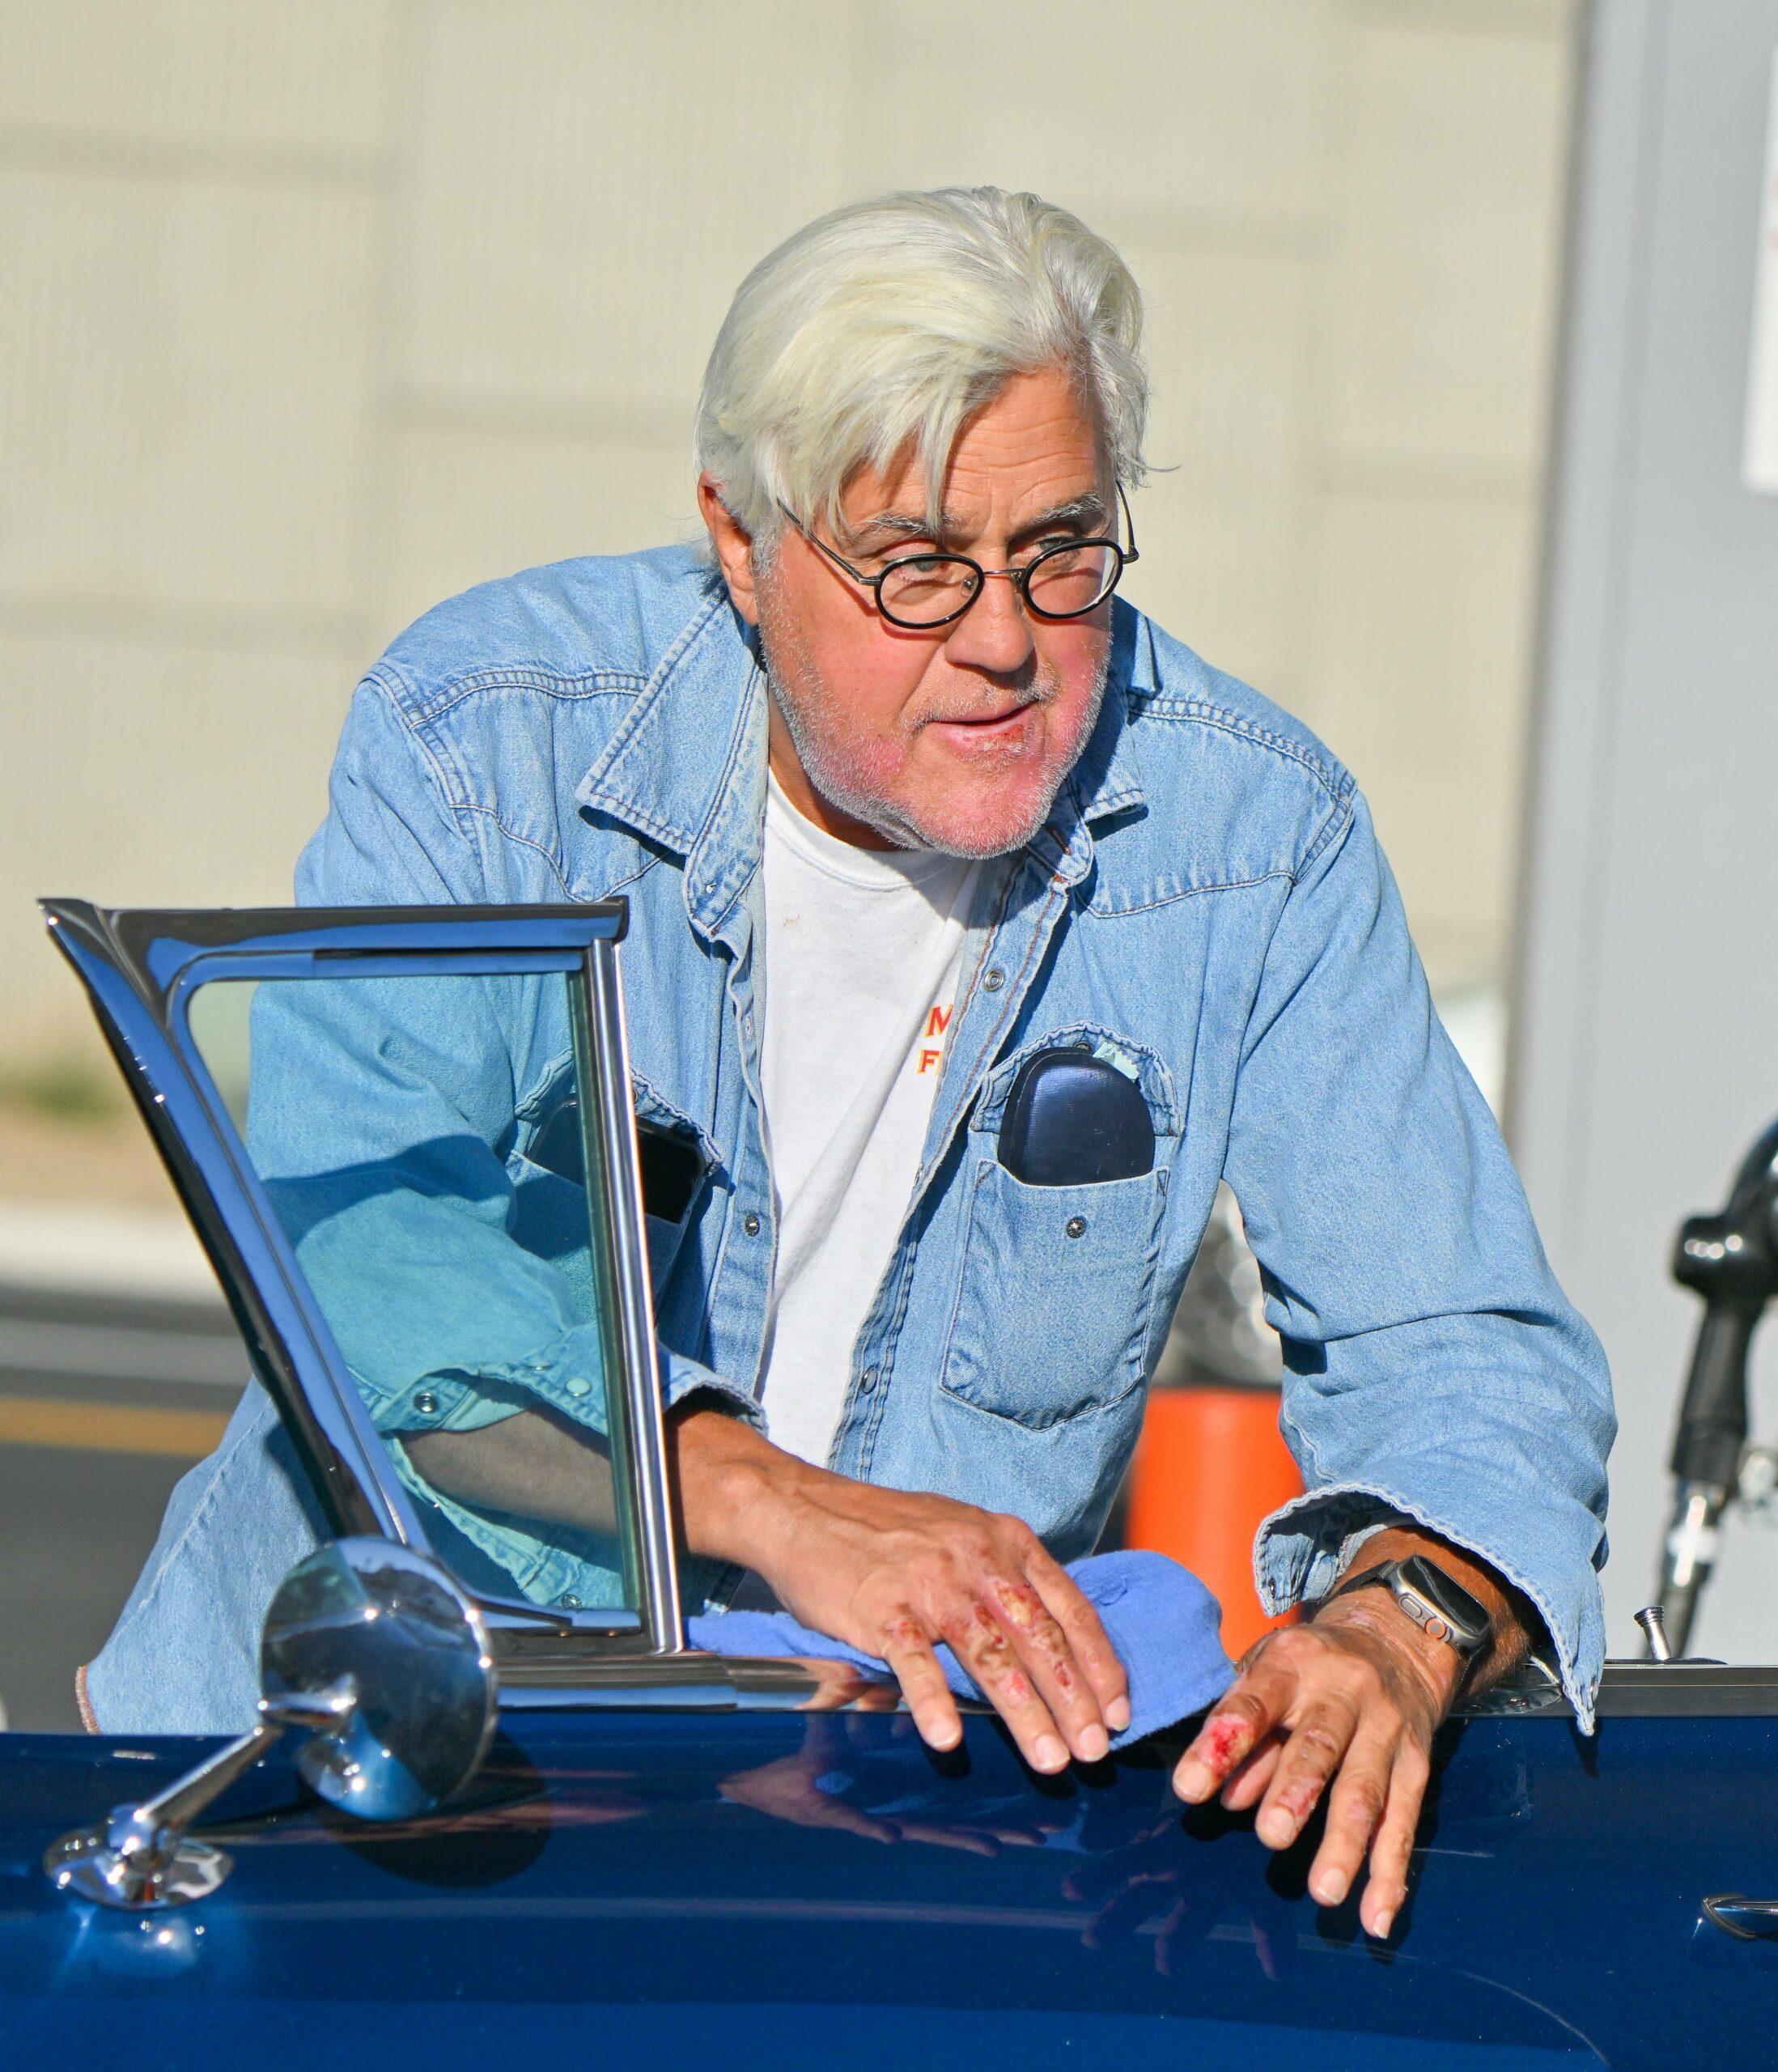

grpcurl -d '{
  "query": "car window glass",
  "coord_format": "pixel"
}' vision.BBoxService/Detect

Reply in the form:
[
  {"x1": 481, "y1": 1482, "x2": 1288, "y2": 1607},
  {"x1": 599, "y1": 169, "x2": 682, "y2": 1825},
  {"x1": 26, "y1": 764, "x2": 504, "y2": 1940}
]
[{"x1": 185, "y1": 969, "x2": 639, "y2": 1620}]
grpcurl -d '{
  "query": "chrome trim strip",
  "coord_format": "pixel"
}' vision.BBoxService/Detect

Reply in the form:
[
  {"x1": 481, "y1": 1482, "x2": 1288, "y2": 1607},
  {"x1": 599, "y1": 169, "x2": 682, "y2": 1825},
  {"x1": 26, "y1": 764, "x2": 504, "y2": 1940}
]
[
  {"x1": 1453, "y1": 1659, "x2": 1778, "y2": 1720},
  {"x1": 585, "y1": 938, "x2": 684, "y2": 1653}
]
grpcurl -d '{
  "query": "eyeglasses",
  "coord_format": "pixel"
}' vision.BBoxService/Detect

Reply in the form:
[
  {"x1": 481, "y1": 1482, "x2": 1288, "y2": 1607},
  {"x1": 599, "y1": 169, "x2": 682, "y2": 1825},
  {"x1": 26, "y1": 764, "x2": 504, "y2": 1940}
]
[{"x1": 777, "y1": 483, "x2": 1139, "y2": 631}]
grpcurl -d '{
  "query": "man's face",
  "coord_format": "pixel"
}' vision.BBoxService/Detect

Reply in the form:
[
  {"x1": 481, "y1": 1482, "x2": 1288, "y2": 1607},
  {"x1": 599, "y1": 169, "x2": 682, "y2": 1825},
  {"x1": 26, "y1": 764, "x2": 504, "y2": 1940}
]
[{"x1": 724, "y1": 366, "x2": 1114, "y2": 856}]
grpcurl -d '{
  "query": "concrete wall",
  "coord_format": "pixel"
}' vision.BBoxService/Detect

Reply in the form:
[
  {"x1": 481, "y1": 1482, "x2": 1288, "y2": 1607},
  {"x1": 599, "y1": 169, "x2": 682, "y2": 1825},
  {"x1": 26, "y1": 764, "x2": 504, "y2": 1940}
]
[{"x1": 0, "y1": 0, "x2": 1578, "y2": 1061}]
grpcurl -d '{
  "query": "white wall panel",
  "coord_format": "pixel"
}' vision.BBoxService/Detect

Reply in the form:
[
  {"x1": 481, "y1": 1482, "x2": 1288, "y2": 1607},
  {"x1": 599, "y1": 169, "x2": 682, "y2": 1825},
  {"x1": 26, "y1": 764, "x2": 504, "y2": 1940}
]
[
  {"x1": 0, "y1": 1, "x2": 393, "y2": 163},
  {"x1": 394, "y1": 1, "x2": 856, "y2": 411},
  {"x1": 381, "y1": 421, "x2": 695, "y2": 639},
  {"x1": 0, "y1": 168, "x2": 380, "y2": 621},
  {"x1": 0, "y1": 0, "x2": 1581, "y2": 1061},
  {"x1": 0, "y1": 631, "x2": 355, "y2": 1047},
  {"x1": 1323, "y1": 11, "x2": 1572, "y2": 477},
  {"x1": 860, "y1": 0, "x2": 1334, "y2": 228},
  {"x1": 1113, "y1": 242, "x2": 1313, "y2": 694},
  {"x1": 1299, "y1": 490, "x2": 1538, "y2": 991}
]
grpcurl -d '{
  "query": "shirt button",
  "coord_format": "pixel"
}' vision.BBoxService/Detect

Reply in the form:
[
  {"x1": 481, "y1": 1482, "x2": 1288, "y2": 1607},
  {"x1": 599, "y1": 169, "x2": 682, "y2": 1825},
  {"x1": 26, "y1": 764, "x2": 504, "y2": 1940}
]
[
  {"x1": 559, "y1": 1593, "x2": 582, "y2": 1610},
  {"x1": 742, "y1": 1211, "x2": 762, "y2": 1237},
  {"x1": 859, "y1": 1367, "x2": 878, "y2": 1394},
  {"x1": 1065, "y1": 1216, "x2": 1088, "y2": 1240},
  {"x1": 566, "y1": 1376, "x2": 592, "y2": 1398},
  {"x1": 982, "y1": 967, "x2": 1005, "y2": 994},
  {"x1": 414, "y1": 1390, "x2": 440, "y2": 1416}
]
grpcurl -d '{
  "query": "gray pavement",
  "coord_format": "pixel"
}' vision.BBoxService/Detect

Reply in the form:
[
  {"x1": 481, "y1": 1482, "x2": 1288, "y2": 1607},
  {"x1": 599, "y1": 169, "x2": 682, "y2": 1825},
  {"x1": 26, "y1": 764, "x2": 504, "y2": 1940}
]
[{"x1": 0, "y1": 1281, "x2": 243, "y2": 1731}]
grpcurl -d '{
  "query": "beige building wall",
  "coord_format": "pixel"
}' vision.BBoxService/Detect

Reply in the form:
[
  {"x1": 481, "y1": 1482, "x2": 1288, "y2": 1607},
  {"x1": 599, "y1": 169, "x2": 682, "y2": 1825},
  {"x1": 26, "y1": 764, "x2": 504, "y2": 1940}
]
[{"x1": 0, "y1": 0, "x2": 1578, "y2": 1075}]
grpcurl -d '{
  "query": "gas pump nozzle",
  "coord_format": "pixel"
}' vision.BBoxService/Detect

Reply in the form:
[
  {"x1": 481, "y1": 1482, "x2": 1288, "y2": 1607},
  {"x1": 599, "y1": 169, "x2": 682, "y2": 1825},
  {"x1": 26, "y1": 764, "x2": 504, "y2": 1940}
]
[{"x1": 1653, "y1": 1117, "x2": 1778, "y2": 1657}]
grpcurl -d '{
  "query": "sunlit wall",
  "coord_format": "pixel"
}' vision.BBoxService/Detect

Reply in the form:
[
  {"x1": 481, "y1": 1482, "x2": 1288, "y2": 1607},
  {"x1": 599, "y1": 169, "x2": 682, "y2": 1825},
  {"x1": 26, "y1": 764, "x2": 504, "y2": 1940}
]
[{"x1": 0, "y1": 0, "x2": 1579, "y2": 1095}]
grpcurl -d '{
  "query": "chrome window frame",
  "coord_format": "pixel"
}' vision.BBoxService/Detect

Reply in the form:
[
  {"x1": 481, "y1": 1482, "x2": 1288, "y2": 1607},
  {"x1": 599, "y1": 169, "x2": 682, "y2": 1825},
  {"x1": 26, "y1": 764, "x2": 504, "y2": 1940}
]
[{"x1": 40, "y1": 900, "x2": 682, "y2": 1658}]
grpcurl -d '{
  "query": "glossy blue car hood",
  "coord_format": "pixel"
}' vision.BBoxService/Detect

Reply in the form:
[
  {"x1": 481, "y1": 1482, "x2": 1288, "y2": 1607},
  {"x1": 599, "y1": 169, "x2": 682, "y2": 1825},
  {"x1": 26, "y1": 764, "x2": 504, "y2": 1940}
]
[{"x1": 7, "y1": 1705, "x2": 1778, "y2": 2071}]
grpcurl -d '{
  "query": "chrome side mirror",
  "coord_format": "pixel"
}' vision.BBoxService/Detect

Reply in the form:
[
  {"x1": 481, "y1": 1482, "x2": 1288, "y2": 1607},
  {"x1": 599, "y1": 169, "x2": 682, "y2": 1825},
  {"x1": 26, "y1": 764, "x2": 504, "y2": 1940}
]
[{"x1": 45, "y1": 1539, "x2": 497, "y2": 1911}]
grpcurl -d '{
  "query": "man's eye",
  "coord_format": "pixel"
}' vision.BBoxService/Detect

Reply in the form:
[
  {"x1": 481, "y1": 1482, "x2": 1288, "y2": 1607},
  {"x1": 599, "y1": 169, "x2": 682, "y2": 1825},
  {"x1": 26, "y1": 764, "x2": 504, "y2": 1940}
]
[{"x1": 1017, "y1": 537, "x2": 1083, "y2": 567}]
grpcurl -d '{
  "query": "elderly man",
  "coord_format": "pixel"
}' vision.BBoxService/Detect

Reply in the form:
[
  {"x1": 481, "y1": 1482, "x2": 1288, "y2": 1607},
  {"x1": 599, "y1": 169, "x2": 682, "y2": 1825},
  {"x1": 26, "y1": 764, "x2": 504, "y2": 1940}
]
[{"x1": 90, "y1": 188, "x2": 1611, "y2": 1941}]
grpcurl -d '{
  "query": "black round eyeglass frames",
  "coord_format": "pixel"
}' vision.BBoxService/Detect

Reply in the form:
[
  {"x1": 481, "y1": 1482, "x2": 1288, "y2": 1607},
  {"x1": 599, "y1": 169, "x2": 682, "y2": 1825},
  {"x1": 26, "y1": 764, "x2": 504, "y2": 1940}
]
[{"x1": 776, "y1": 483, "x2": 1139, "y2": 631}]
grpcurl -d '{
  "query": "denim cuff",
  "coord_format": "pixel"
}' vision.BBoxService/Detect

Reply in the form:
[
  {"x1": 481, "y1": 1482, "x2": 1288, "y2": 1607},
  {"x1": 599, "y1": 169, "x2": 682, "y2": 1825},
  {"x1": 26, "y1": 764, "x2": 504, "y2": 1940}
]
[
  {"x1": 658, "y1": 1342, "x2": 766, "y2": 1430},
  {"x1": 371, "y1": 1320, "x2": 615, "y2": 1440},
  {"x1": 1254, "y1": 1479, "x2": 1598, "y2": 1733}
]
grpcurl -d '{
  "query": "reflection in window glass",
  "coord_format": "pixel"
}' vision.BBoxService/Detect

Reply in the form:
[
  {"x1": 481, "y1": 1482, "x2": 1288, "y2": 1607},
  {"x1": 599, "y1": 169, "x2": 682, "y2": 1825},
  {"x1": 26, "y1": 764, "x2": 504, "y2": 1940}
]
[{"x1": 186, "y1": 970, "x2": 636, "y2": 1616}]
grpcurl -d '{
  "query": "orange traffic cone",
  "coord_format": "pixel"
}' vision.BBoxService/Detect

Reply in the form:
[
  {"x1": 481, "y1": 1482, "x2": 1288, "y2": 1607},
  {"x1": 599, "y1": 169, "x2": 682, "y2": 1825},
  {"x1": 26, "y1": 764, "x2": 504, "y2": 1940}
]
[{"x1": 1123, "y1": 1382, "x2": 1302, "y2": 1660}]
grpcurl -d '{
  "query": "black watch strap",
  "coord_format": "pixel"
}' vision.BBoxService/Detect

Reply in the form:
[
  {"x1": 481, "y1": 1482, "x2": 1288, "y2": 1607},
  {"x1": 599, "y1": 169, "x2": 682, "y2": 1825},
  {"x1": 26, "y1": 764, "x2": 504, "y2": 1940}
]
[{"x1": 1327, "y1": 1554, "x2": 1492, "y2": 1658}]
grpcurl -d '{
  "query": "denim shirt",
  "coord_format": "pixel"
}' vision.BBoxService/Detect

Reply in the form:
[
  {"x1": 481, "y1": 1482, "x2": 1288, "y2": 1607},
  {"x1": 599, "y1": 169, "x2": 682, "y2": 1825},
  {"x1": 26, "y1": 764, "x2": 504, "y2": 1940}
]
[{"x1": 87, "y1": 543, "x2": 1614, "y2": 1736}]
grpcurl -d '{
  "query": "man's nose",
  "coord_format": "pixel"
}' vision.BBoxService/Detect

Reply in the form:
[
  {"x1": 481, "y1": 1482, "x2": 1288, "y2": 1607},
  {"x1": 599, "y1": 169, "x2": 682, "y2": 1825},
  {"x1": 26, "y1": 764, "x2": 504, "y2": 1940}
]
[{"x1": 942, "y1": 569, "x2": 1035, "y2": 675}]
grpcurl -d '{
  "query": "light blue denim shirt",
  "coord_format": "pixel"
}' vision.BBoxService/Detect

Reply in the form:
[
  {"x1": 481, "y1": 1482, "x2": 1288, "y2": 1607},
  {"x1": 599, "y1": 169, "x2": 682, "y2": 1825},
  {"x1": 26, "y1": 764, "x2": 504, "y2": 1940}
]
[{"x1": 87, "y1": 544, "x2": 1614, "y2": 1734}]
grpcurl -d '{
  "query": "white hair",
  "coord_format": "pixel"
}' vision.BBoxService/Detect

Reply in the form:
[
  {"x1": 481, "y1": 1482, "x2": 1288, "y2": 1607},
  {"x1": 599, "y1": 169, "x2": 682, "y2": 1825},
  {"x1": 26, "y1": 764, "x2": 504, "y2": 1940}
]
[{"x1": 693, "y1": 186, "x2": 1148, "y2": 547}]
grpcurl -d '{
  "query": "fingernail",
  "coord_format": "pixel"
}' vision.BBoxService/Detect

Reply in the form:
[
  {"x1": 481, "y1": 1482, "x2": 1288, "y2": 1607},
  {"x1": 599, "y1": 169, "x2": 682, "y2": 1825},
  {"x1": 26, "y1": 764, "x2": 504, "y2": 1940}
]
[
  {"x1": 1107, "y1": 1696, "x2": 1131, "y2": 1732},
  {"x1": 1257, "y1": 1808, "x2": 1296, "y2": 1849},
  {"x1": 1174, "y1": 1758, "x2": 1213, "y2": 1802},
  {"x1": 1311, "y1": 1871, "x2": 1347, "y2": 1906},
  {"x1": 1372, "y1": 1909, "x2": 1395, "y2": 1939},
  {"x1": 1078, "y1": 1723, "x2": 1110, "y2": 1762},
  {"x1": 1033, "y1": 1734, "x2": 1067, "y2": 1773}
]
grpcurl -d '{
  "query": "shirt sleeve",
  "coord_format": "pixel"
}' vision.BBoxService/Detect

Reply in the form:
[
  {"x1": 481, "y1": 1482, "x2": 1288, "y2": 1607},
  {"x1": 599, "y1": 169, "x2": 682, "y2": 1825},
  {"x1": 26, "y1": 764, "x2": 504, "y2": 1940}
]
[
  {"x1": 277, "y1": 675, "x2": 763, "y2": 1437},
  {"x1": 1224, "y1": 787, "x2": 1615, "y2": 1729}
]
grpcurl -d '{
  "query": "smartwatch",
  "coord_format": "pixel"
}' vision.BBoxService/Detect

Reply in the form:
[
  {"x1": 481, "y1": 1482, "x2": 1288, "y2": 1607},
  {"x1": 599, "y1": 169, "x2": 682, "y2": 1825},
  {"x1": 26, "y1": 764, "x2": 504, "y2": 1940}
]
[{"x1": 1326, "y1": 1554, "x2": 1492, "y2": 1663}]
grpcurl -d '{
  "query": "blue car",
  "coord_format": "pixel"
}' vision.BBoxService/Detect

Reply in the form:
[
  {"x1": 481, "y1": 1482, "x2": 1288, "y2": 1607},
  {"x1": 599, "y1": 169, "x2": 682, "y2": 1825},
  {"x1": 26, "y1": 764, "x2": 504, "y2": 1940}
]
[{"x1": 5, "y1": 897, "x2": 1777, "y2": 2071}]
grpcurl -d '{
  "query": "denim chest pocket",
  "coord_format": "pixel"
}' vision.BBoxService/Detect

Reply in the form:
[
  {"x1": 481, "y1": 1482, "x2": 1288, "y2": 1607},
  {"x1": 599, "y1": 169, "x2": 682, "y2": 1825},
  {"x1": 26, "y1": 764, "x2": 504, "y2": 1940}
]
[
  {"x1": 939, "y1": 1031, "x2": 1177, "y2": 1432},
  {"x1": 940, "y1": 1161, "x2": 1167, "y2": 1429}
]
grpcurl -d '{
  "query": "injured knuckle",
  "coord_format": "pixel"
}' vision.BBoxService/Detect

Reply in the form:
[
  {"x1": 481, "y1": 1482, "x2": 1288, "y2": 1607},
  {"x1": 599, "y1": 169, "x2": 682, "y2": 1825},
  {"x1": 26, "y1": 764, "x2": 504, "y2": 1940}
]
[
  {"x1": 987, "y1": 1575, "x2": 1048, "y2": 1634},
  {"x1": 876, "y1": 1611, "x2": 927, "y2": 1654},
  {"x1": 1292, "y1": 1722, "x2": 1347, "y2": 1767},
  {"x1": 1217, "y1": 1689, "x2": 1270, "y2": 1727},
  {"x1": 940, "y1": 1601, "x2": 1014, "y2": 1672}
]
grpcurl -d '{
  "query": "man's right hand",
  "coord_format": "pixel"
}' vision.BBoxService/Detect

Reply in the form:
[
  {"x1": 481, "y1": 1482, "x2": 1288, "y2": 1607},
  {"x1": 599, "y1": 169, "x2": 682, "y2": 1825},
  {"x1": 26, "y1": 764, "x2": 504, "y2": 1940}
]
[{"x1": 667, "y1": 1407, "x2": 1130, "y2": 1773}]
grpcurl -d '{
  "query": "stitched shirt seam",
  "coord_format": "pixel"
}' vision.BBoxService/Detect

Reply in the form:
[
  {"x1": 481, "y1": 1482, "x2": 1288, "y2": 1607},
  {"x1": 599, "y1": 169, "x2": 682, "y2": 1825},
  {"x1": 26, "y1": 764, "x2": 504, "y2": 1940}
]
[
  {"x1": 1088, "y1": 867, "x2": 1298, "y2": 917},
  {"x1": 1127, "y1": 696, "x2": 1352, "y2": 808},
  {"x1": 449, "y1": 800, "x2": 577, "y2": 898},
  {"x1": 409, "y1": 669, "x2": 651, "y2": 728}
]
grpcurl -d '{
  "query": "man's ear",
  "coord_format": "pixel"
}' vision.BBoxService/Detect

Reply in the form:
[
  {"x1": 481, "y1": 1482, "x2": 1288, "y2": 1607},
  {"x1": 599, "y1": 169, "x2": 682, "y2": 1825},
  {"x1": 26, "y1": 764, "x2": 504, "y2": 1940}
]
[{"x1": 698, "y1": 472, "x2": 761, "y2": 626}]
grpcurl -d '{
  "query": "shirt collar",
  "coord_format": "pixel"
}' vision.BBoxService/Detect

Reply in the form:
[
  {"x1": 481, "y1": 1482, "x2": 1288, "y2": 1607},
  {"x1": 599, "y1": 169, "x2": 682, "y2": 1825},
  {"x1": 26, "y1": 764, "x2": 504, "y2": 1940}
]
[
  {"x1": 575, "y1": 586, "x2": 1150, "y2": 906},
  {"x1": 1028, "y1": 601, "x2": 1151, "y2": 888},
  {"x1": 575, "y1": 582, "x2": 760, "y2": 864}
]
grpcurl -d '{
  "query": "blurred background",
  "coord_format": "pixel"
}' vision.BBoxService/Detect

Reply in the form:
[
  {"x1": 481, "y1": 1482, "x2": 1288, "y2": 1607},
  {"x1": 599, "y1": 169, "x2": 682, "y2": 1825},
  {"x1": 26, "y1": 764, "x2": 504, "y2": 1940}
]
[{"x1": 1, "y1": 0, "x2": 1774, "y2": 1726}]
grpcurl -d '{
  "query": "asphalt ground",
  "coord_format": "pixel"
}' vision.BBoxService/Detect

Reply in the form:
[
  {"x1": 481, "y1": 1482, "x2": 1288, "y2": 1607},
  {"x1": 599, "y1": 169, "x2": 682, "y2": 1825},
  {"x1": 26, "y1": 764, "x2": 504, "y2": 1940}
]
[{"x1": 0, "y1": 1280, "x2": 244, "y2": 1731}]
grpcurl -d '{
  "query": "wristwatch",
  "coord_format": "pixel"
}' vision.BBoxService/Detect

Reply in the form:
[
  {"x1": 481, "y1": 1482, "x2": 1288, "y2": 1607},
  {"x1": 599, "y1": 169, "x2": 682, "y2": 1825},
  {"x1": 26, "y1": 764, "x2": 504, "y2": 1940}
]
[{"x1": 1325, "y1": 1554, "x2": 1492, "y2": 1663}]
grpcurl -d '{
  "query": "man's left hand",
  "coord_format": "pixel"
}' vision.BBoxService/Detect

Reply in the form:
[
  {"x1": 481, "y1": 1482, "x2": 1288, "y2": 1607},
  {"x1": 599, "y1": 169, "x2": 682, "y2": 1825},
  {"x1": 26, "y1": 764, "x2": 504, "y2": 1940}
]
[{"x1": 1170, "y1": 1528, "x2": 1530, "y2": 1941}]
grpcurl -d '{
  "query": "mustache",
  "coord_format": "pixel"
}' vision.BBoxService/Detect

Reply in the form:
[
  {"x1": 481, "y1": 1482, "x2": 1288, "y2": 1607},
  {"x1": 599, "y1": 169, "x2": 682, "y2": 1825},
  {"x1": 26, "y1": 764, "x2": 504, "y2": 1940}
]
[{"x1": 917, "y1": 677, "x2": 1059, "y2": 726}]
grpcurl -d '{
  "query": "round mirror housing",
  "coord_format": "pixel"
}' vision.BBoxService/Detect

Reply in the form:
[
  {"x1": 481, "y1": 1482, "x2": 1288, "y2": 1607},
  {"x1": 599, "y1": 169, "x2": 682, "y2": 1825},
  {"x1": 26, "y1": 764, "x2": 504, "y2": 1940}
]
[{"x1": 261, "y1": 1537, "x2": 498, "y2": 1823}]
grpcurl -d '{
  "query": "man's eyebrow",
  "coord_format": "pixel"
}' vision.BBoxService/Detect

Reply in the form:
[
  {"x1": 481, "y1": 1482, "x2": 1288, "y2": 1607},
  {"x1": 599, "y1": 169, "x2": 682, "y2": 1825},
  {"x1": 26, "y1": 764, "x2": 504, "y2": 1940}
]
[
  {"x1": 845, "y1": 492, "x2": 1111, "y2": 555},
  {"x1": 843, "y1": 510, "x2": 950, "y2": 552},
  {"x1": 1007, "y1": 493, "x2": 1110, "y2": 547}
]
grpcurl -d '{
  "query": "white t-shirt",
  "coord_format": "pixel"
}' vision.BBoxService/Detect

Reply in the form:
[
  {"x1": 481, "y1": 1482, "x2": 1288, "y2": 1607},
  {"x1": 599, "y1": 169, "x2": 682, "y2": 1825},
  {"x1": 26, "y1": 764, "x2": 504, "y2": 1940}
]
[{"x1": 755, "y1": 771, "x2": 982, "y2": 1468}]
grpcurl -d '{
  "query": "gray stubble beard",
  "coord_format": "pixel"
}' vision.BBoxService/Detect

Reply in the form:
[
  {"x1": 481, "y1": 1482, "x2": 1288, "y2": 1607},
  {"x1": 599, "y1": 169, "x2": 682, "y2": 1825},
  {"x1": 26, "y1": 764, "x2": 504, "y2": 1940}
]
[{"x1": 754, "y1": 582, "x2": 1109, "y2": 860}]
